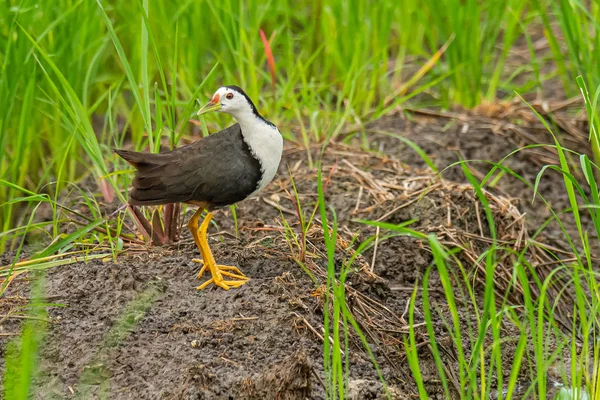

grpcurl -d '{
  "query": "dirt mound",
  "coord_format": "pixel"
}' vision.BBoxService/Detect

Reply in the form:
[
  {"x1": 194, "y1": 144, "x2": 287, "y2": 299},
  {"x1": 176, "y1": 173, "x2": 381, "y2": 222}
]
[{"x1": 0, "y1": 127, "x2": 577, "y2": 398}]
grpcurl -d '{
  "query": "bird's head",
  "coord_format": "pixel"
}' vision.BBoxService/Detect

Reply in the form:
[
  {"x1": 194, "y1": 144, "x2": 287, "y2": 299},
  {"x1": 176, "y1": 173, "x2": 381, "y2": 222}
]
[{"x1": 197, "y1": 86, "x2": 257, "y2": 119}]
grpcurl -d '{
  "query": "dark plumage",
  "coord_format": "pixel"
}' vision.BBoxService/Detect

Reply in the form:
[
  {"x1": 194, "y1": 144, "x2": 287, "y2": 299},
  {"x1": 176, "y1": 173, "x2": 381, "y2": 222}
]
[
  {"x1": 115, "y1": 124, "x2": 261, "y2": 209},
  {"x1": 116, "y1": 84, "x2": 282, "y2": 291}
]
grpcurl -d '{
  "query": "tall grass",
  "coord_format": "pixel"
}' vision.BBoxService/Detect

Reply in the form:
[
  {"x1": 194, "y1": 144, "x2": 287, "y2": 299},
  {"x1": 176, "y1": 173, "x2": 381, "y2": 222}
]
[
  {"x1": 4, "y1": 0, "x2": 587, "y2": 247},
  {"x1": 420, "y1": 0, "x2": 530, "y2": 107},
  {"x1": 365, "y1": 155, "x2": 600, "y2": 398},
  {"x1": 3, "y1": 1, "x2": 600, "y2": 398},
  {"x1": 3, "y1": 275, "x2": 49, "y2": 399},
  {"x1": 359, "y1": 94, "x2": 600, "y2": 398},
  {"x1": 316, "y1": 168, "x2": 389, "y2": 399},
  {"x1": 536, "y1": 0, "x2": 600, "y2": 98},
  {"x1": 1, "y1": 0, "x2": 418, "y2": 248}
]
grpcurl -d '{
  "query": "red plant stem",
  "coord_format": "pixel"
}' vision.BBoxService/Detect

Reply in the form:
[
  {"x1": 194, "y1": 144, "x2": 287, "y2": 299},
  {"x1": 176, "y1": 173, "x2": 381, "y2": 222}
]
[
  {"x1": 169, "y1": 203, "x2": 181, "y2": 242},
  {"x1": 151, "y1": 209, "x2": 167, "y2": 245},
  {"x1": 164, "y1": 203, "x2": 173, "y2": 241},
  {"x1": 129, "y1": 205, "x2": 152, "y2": 242},
  {"x1": 323, "y1": 158, "x2": 338, "y2": 191},
  {"x1": 260, "y1": 29, "x2": 276, "y2": 95},
  {"x1": 98, "y1": 178, "x2": 115, "y2": 203}
]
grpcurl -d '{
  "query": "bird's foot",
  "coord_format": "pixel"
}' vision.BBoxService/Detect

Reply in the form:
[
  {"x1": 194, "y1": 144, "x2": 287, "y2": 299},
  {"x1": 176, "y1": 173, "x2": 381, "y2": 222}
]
[
  {"x1": 192, "y1": 259, "x2": 247, "y2": 279},
  {"x1": 192, "y1": 258, "x2": 249, "y2": 290}
]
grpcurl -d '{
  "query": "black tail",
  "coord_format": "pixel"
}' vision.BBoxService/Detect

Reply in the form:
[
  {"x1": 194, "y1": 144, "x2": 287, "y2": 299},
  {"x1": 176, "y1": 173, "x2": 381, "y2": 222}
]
[
  {"x1": 114, "y1": 149, "x2": 170, "y2": 170},
  {"x1": 115, "y1": 149, "x2": 182, "y2": 206}
]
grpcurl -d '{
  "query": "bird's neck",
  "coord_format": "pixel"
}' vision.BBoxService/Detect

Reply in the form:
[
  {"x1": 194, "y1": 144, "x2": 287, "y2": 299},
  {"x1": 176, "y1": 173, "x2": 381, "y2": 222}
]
[
  {"x1": 232, "y1": 111, "x2": 273, "y2": 133},
  {"x1": 231, "y1": 110, "x2": 283, "y2": 195}
]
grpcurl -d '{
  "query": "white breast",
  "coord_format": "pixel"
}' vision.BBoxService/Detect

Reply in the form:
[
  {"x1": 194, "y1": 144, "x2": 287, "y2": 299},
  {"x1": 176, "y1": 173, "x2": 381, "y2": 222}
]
[{"x1": 239, "y1": 118, "x2": 283, "y2": 194}]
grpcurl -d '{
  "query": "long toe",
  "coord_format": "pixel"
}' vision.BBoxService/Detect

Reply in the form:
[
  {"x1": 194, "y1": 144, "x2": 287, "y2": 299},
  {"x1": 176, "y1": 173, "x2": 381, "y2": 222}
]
[
  {"x1": 221, "y1": 280, "x2": 247, "y2": 289},
  {"x1": 213, "y1": 279, "x2": 234, "y2": 290},
  {"x1": 217, "y1": 265, "x2": 246, "y2": 276},
  {"x1": 196, "y1": 276, "x2": 248, "y2": 291},
  {"x1": 196, "y1": 278, "x2": 218, "y2": 291},
  {"x1": 195, "y1": 262, "x2": 248, "y2": 290},
  {"x1": 220, "y1": 271, "x2": 249, "y2": 280},
  {"x1": 195, "y1": 263, "x2": 208, "y2": 279}
]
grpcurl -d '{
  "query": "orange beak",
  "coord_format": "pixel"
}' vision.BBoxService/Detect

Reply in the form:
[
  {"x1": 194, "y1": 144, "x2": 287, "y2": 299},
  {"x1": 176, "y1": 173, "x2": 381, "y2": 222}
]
[{"x1": 197, "y1": 93, "x2": 222, "y2": 115}]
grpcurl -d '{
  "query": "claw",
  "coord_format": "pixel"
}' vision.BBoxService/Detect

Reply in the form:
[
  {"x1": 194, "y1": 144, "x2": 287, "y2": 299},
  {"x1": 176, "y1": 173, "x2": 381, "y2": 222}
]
[
  {"x1": 195, "y1": 264, "x2": 249, "y2": 290},
  {"x1": 196, "y1": 277, "x2": 249, "y2": 291}
]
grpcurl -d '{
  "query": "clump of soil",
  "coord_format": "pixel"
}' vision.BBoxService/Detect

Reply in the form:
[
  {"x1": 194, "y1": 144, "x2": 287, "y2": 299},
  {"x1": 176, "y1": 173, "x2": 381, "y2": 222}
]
[{"x1": 0, "y1": 112, "x2": 585, "y2": 399}]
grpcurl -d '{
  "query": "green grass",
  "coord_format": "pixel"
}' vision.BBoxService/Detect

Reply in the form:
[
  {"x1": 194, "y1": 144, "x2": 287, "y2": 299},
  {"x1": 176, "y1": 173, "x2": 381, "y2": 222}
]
[
  {"x1": 1, "y1": 274, "x2": 164, "y2": 399},
  {"x1": 3, "y1": 274, "x2": 49, "y2": 399},
  {"x1": 3, "y1": 0, "x2": 590, "y2": 249},
  {"x1": 3, "y1": 0, "x2": 600, "y2": 399},
  {"x1": 361, "y1": 156, "x2": 600, "y2": 399},
  {"x1": 316, "y1": 168, "x2": 389, "y2": 399},
  {"x1": 355, "y1": 95, "x2": 600, "y2": 398}
]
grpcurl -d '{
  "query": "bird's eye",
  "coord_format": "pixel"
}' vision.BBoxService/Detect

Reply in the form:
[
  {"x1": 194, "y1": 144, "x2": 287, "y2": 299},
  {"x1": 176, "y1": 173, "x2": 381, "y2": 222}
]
[{"x1": 225, "y1": 93, "x2": 234, "y2": 100}]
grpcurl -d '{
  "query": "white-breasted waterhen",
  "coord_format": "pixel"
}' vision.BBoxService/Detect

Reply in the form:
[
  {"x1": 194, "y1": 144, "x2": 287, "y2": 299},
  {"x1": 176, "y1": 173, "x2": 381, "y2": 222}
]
[{"x1": 116, "y1": 86, "x2": 283, "y2": 290}]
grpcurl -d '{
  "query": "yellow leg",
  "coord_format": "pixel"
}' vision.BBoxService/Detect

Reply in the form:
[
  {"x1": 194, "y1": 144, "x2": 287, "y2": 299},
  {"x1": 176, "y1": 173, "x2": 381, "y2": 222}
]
[{"x1": 188, "y1": 209, "x2": 249, "y2": 291}]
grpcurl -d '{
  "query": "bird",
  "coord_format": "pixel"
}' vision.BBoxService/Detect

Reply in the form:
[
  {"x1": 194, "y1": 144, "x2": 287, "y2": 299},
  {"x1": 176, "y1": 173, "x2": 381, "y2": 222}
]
[{"x1": 115, "y1": 85, "x2": 283, "y2": 290}]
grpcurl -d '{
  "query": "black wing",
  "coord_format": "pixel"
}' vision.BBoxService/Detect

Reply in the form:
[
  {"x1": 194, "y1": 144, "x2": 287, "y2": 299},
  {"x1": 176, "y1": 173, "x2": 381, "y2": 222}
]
[{"x1": 115, "y1": 124, "x2": 262, "y2": 207}]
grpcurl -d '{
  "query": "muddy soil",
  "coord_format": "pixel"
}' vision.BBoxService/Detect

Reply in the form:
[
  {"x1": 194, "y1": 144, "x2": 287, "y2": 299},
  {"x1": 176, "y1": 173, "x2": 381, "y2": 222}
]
[{"x1": 0, "y1": 111, "x2": 591, "y2": 399}]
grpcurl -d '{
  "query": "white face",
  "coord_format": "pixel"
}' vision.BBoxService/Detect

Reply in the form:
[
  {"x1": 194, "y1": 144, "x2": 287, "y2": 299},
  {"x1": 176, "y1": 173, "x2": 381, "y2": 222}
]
[{"x1": 212, "y1": 87, "x2": 251, "y2": 115}]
